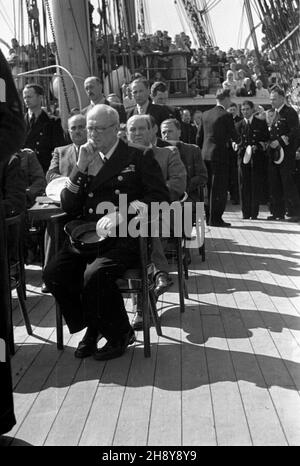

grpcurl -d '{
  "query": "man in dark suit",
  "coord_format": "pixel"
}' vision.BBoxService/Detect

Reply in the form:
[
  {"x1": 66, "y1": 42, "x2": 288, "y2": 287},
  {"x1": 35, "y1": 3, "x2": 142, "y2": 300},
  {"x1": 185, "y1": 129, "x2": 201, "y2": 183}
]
[
  {"x1": 235, "y1": 100, "x2": 269, "y2": 220},
  {"x1": 43, "y1": 105, "x2": 170, "y2": 361},
  {"x1": 82, "y1": 76, "x2": 127, "y2": 123},
  {"x1": 23, "y1": 84, "x2": 66, "y2": 173},
  {"x1": 268, "y1": 87, "x2": 300, "y2": 222},
  {"x1": 127, "y1": 77, "x2": 171, "y2": 132},
  {"x1": 196, "y1": 88, "x2": 238, "y2": 227},
  {"x1": 181, "y1": 109, "x2": 197, "y2": 145}
]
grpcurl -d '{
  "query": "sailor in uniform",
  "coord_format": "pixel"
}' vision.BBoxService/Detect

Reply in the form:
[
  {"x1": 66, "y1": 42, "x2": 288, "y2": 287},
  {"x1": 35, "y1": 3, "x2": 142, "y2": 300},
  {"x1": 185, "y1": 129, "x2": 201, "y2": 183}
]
[
  {"x1": 235, "y1": 100, "x2": 269, "y2": 219},
  {"x1": 267, "y1": 87, "x2": 300, "y2": 222}
]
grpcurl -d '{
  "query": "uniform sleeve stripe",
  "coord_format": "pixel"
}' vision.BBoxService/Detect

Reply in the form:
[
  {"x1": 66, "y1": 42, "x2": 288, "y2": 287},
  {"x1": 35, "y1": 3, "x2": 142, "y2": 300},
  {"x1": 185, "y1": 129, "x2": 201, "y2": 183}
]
[{"x1": 66, "y1": 179, "x2": 80, "y2": 194}]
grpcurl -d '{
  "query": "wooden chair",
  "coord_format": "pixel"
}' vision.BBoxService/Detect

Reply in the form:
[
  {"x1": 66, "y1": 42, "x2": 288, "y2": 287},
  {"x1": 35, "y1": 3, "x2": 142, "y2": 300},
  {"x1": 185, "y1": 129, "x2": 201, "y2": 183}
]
[{"x1": 5, "y1": 214, "x2": 32, "y2": 355}]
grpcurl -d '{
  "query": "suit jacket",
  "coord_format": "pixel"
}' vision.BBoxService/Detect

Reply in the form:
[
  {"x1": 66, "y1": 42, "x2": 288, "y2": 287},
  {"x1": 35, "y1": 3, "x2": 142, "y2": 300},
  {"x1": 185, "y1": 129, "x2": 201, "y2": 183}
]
[
  {"x1": 235, "y1": 117, "x2": 269, "y2": 160},
  {"x1": 0, "y1": 154, "x2": 26, "y2": 218},
  {"x1": 18, "y1": 149, "x2": 46, "y2": 208},
  {"x1": 82, "y1": 100, "x2": 127, "y2": 124},
  {"x1": 197, "y1": 105, "x2": 238, "y2": 164},
  {"x1": 175, "y1": 141, "x2": 208, "y2": 199},
  {"x1": 152, "y1": 145, "x2": 187, "y2": 202},
  {"x1": 46, "y1": 143, "x2": 79, "y2": 184},
  {"x1": 61, "y1": 139, "x2": 170, "y2": 222},
  {"x1": 269, "y1": 105, "x2": 300, "y2": 160},
  {"x1": 181, "y1": 122, "x2": 197, "y2": 145},
  {"x1": 127, "y1": 101, "x2": 172, "y2": 130},
  {"x1": 24, "y1": 110, "x2": 67, "y2": 173}
]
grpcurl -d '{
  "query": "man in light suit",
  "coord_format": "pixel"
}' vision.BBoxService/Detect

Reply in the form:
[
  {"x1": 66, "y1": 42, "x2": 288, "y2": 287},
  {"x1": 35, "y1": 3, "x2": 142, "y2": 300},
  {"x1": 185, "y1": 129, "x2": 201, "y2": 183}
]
[
  {"x1": 42, "y1": 114, "x2": 87, "y2": 293},
  {"x1": 46, "y1": 114, "x2": 87, "y2": 183},
  {"x1": 127, "y1": 114, "x2": 187, "y2": 329},
  {"x1": 43, "y1": 105, "x2": 169, "y2": 361},
  {"x1": 197, "y1": 88, "x2": 238, "y2": 226}
]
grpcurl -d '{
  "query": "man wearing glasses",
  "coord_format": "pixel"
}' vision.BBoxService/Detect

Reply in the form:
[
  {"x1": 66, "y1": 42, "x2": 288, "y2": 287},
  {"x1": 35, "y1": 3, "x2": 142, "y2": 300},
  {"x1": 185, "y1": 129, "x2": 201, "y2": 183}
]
[{"x1": 43, "y1": 104, "x2": 170, "y2": 361}]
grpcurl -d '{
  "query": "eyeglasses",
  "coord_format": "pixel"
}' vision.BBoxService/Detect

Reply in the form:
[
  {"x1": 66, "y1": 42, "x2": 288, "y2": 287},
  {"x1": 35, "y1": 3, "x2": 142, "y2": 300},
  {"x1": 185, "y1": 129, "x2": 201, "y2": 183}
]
[{"x1": 87, "y1": 123, "x2": 116, "y2": 134}]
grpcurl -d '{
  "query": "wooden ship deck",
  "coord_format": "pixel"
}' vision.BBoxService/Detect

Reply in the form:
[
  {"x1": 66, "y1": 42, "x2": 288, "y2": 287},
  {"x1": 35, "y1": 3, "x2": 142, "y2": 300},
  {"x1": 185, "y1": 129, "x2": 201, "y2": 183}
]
[{"x1": 2, "y1": 204, "x2": 300, "y2": 447}]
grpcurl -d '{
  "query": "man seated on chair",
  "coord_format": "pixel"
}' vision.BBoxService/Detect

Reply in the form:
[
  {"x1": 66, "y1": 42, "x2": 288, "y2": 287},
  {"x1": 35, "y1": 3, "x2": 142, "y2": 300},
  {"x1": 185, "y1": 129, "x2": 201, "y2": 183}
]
[
  {"x1": 126, "y1": 114, "x2": 187, "y2": 330},
  {"x1": 160, "y1": 118, "x2": 208, "y2": 204},
  {"x1": 161, "y1": 118, "x2": 208, "y2": 260},
  {"x1": 40, "y1": 114, "x2": 88, "y2": 293},
  {"x1": 43, "y1": 104, "x2": 170, "y2": 361}
]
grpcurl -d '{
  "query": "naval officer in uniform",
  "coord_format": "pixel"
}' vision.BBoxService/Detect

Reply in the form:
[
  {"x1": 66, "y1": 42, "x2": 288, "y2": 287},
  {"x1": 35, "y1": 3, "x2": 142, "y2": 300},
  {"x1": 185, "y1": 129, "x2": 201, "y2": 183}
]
[{"x1": 43, "y1": 104, "x2": 170, "y2": 361}]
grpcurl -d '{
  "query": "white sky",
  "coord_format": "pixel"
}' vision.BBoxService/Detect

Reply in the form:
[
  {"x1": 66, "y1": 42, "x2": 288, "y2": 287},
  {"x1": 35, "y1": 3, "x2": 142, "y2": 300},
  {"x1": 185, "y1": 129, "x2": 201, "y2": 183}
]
[{"x1": 0, "y1": 0, "x2": 262, "y2": 53}]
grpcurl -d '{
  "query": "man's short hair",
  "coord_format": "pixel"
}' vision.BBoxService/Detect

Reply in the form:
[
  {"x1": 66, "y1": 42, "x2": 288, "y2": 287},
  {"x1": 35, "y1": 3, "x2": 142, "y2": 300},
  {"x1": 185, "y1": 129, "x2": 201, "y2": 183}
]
[
  {"x1": 161, "y1": 118, "x2": 181, "y2": 131},
  {"x1": 271, "y1": 86, "x2": 285, "y2": 97},
  {"x1": 131, "y1": 77, "x2": 150, "y2": 89},
  {"x1": 242, "y1": 100, "x2": 255, "y2": 109},
  {"x1": 151, "y1": 81, "x2": 167, "y2": 96},
  {"x1": 229, "y1": 102, "x2": 238, "y2": 109},
  {"x1": 216, "y1": 88, "x2": 231, "y2": 101},
  {"x1": 24, "y1": 83, "x2": 44, "y2": 96},
  {"x1": 127, "y1": 114, "x2": 152, "y2": 131}
]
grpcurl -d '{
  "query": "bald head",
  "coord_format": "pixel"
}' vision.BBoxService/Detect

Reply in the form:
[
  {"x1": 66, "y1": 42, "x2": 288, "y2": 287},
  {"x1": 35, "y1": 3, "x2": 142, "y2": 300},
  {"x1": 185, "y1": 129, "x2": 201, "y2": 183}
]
[{"x1": 68, "y1": 114, "x2": 87, "y2": 146}]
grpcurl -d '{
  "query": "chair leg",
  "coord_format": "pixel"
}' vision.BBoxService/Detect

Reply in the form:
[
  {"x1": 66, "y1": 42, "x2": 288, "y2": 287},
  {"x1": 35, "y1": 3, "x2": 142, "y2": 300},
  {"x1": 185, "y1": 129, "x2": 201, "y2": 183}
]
[
  {"x1": 56, "y1": 301, "x2": 64, "y2": 350},
  {"x1": 200, "y1": 242, "x2": 206, "y2": 262},
  {"x1": 176, "y1": 239, "x2": 186, "y2": 313},
  {"x1": 149, "y1": 290, "x2": 162, "y2": 336},
  {"x1": 16, "y1": 284, "x2": 32, "y2": 335},
  {"x1": 8, "y1": 291, "x2": 15, "y2": 356}
]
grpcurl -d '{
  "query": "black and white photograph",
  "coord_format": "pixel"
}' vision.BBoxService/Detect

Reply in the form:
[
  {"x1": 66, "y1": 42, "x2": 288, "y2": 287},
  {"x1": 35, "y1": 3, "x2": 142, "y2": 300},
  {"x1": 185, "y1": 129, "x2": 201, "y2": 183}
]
[{"x1": 0, "y1": 0, "x2": 299, "y2": 451}]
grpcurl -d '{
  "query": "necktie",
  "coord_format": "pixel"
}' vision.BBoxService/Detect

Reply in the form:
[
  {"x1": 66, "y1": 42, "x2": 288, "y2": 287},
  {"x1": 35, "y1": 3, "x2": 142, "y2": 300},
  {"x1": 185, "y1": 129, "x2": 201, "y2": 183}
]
[{"x1": 29, "y1": 114, "x2": 36, "y2": 128}]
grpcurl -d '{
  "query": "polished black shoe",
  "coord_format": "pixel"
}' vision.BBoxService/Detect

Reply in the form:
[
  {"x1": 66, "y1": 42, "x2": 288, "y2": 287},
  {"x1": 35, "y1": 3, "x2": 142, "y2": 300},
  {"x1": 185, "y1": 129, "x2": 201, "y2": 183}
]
[
  {"x1": 154, "y1": 272, "x2": 173, "y2": 297},
  {"x1": 41, "y1": 283, "x2": 50, "y2": 294},
  {"x1": 243, "y1": 216, "x2": 250, "y2": 220},
  {"x1": 74, "y1": 327, "x2": 101, "y2": 359},
  {"x1": 93, "y1": 328, "x2": 136, "y2": 361},
  {"x1": 251, "y1": 216, "x2": 258, "y2": 220},
  {"x1": 286, "y1": 216, "x2": 300, "y2": 223}
]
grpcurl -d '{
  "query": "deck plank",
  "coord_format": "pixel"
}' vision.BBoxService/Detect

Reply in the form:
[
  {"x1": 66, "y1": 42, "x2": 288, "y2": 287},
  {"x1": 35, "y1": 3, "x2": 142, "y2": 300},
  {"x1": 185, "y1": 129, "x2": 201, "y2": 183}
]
[{"x1": 8, "y1": 206, "x2": 300, "y2": 446}]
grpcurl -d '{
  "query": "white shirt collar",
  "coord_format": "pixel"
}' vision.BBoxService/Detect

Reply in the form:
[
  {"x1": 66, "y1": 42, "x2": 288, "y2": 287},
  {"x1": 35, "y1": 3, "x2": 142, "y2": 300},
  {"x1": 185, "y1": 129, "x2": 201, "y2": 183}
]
[
  {"x1": 99, "y1": 139, "x2": 119, "y2": 162},
  {"x1": 217, "y1": 104, "x2": 225, "y2": 110}
]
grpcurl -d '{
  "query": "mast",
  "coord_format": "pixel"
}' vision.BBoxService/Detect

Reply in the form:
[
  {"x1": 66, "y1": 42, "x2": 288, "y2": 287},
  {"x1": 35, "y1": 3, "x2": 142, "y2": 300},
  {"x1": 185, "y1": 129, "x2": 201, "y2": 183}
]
[{"x1": 48, "y1": 0, "x2": 94, "y2": 125}]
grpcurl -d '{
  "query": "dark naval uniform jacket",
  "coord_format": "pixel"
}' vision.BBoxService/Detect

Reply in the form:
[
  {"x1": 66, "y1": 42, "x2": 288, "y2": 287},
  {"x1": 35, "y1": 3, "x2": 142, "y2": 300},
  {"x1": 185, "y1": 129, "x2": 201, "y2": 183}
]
[
  {"x1": 24, "y1": 110, "x2": 66, "y2": 173},
  {"x1": 268, "y1": 105, "x2": 300, "y2": 218},
  {"x1": 235, "y1": 116, "x2": 269, "y2": 218},
  {"x1": 61, "y1": 139, "x2": 170, "y2": 223}
]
